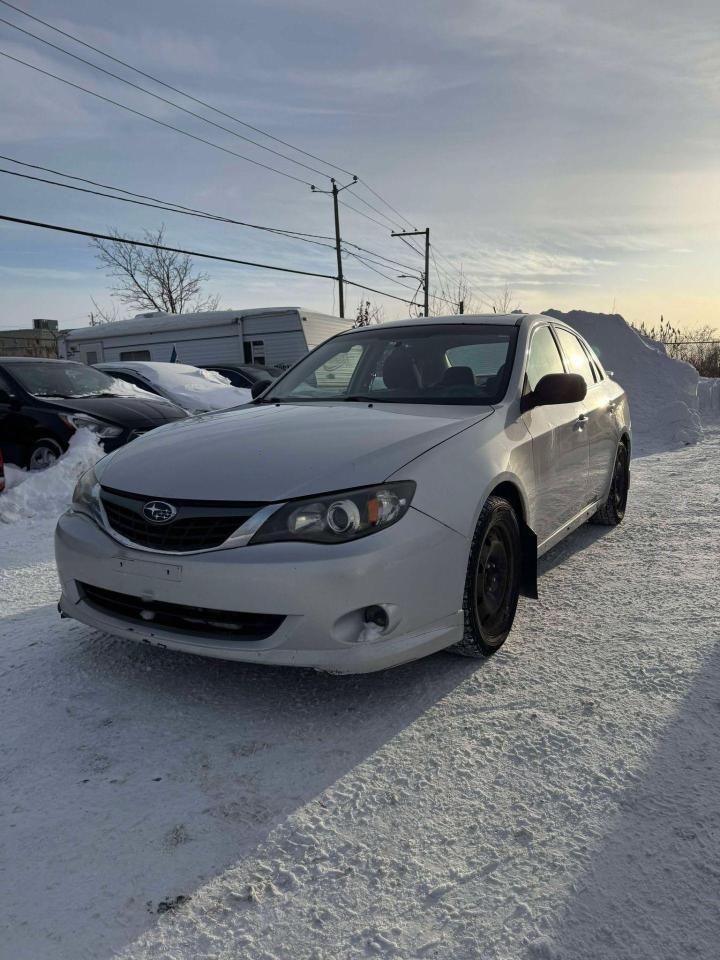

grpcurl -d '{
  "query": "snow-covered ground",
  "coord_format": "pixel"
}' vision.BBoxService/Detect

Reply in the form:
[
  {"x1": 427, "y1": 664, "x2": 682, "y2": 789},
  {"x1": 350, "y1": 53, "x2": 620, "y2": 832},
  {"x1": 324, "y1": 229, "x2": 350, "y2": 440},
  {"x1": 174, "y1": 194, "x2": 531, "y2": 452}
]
[{"x1": 2, "y1": 424, "x2": 719, "y2": 959}]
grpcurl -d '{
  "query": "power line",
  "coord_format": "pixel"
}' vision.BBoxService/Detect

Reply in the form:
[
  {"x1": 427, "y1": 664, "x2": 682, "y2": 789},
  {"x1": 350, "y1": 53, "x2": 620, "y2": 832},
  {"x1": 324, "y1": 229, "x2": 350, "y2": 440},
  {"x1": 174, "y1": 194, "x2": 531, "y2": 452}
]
[
  {"x1": 337, "y1": 197, "x2": 395, "y2": 231},
  {"x1": 344, "y1": 249, "x2": 457, "y2": 306},
  {"x1": 1, "y1": 155, "x2": 434, "y2": 281},
  {"x1": 0, "y1": 154, "x2": 333, "y2": 239},
  {"x1": 343, "y1": 248, "x2": 422, "y2": 282},
  {"x1": 0, "y1": 212, "x2": 423, "y2": 307},
  {"x1": 0, "y1": 0, "x2": 459, "y2": 276},
  {"x1": 344, "y1": 278, "x2": 420, "y2": 308},
  {"x1": 431, "y1": 244, "x2": 465, "y2": 284},
  {"x1": 0, "y1": 213, "x2": 335, "y2": 277},
  {"x1": 341, "y1": 240, "x2": 420, "y2": 273},
  {"x1": 357, "y1": 179, "x2": 417, "y2": 231},
  {"x1": 0, "y1": 50, "x2": 315, "y2": 186},
  {"x1": 346, "y1": 187, "x2": 407, "y2": 233},
  {"x1": 342, "y1": 250, "x2": 423, "y2": 292},
  {"x1": 0, "y1": 0, "x2": 357, "y2": 181},
  {"x1": 0, "y1": 15, "x2": 336, "y2": 183},
  {"x1": 0, "y1": 165, "x2": 337, "y2": 251}
]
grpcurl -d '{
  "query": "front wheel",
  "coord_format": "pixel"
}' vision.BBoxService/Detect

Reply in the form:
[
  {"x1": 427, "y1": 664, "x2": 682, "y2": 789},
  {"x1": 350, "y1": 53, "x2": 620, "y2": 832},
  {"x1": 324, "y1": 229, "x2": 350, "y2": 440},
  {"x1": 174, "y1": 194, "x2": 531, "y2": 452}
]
[
  {"x1": 591, "y1": 442, "x2": 629, "y2": 526},
  {"x1": 28, "y1": 438, "x2": 63, "y2": 471},
  {"x1": 452, "y1": 495, "x2": 521, "y2": 659}
]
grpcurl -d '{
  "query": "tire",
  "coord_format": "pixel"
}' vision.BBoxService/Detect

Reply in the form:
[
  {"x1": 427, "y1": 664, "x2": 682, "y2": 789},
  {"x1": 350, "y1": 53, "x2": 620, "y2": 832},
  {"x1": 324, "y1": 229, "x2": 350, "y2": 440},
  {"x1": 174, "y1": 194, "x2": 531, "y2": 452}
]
[
  {"x1": 452, "y1": 495, "x2": 522, "y2": 659},
  {"x1": 591, "y1": 441, "x2": 630, "y2": 526},
  {"x1": 28, "y1": 438, "x2": 63, "y2": 471}
]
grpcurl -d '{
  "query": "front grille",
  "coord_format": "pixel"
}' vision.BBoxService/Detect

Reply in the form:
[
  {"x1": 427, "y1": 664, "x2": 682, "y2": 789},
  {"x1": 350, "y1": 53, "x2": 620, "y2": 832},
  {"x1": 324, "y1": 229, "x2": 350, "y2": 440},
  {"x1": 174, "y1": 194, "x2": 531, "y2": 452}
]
[
  {"x1": 81, "y1": 582, "x2": 284, "y2": 641},
  {"x1": 100, "y1": 487, "x2": 264, "y2": 552}
]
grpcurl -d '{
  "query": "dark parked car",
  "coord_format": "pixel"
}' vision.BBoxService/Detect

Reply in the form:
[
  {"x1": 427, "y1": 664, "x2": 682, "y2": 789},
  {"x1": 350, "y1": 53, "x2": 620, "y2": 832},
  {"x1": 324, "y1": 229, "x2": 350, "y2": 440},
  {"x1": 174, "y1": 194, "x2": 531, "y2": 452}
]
[
  {"x1": 200, "y1": 363, "x2": 283, "y2": 389},
  {"x1": 0, "y1": 357, "x2": 187, "y2": 470}
]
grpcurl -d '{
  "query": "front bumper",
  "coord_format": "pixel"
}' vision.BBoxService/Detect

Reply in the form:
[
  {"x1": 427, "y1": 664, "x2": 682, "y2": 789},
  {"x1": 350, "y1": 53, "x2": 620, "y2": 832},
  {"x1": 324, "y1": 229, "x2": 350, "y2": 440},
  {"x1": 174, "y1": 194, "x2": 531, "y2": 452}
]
[{"x1": 55, "y1": 508, "x2": 468, "y2": 673}]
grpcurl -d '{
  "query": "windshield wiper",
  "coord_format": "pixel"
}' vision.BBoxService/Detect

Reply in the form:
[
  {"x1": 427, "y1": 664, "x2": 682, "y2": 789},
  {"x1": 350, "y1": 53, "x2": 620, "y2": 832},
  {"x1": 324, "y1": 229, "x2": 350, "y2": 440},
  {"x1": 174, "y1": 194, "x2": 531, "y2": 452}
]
[{"x1": 343, "y1": 395, "x2": 378, "y2": 402}]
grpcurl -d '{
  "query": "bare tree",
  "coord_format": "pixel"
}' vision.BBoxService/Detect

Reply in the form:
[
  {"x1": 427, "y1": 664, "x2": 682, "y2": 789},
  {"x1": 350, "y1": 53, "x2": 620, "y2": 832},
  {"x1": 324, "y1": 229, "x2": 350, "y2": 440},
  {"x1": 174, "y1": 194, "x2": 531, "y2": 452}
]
[
  {"x1": 482, "y1": 284, "x2": 520, "y2": 315},
  {"x1": 354, "y1": 298, "x2": 385, "y2": 327},
  {"x1": 428, "y1": 263, "x2": 479, "y2": 316},
  {"x1": 88, "y1": 297, "x2": 121, "y2": 325},
  {"x1": 91, "y1": 225, "x2": 220, "y2": 316}
]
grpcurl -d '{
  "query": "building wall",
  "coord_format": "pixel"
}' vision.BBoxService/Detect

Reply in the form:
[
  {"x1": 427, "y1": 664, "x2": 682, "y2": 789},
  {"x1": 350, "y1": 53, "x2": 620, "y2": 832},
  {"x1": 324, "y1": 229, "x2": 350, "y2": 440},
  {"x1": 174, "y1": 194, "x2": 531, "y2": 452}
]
[{"x1": 0, "y1": 330, "x2": 57, "y2": 358}]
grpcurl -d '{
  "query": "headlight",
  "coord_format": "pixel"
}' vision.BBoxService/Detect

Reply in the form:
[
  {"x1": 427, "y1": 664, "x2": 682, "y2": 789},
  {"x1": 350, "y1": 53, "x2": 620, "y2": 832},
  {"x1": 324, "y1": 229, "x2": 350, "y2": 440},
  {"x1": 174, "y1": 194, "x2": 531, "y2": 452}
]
[
  {"x1": 71, "y1": 466, "x2": 104, "y2": 524},
  {"x1": 59, "y1": 413, "x2": 123, "y2": 438},
  {"x1": 250, "y1": 481, "x2": 416, "y2": 545}
]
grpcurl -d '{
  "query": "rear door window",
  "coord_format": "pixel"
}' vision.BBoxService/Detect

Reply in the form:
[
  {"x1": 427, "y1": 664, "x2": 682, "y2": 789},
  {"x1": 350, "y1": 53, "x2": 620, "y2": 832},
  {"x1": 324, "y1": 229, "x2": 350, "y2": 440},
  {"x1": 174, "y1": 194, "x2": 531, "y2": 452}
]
[
  {"x1": 554, "y1": 328, "x2": 596, "y2": 387},
  {"x1": 525, "y1": 325, "x2": 565, "y2": 392}
]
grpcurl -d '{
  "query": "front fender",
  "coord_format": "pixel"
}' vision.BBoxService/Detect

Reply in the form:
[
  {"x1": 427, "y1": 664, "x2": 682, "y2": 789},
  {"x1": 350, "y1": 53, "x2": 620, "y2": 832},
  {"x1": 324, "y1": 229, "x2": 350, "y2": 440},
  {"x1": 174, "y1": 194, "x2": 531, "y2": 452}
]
[{"x1": 386, "y1": 409, "x2": 535, "y2": 537}]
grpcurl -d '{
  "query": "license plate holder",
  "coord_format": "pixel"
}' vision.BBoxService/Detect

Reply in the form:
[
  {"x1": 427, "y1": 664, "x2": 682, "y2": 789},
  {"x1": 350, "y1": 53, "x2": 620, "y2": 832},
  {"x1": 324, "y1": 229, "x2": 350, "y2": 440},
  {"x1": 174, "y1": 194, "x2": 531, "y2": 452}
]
[{"x1": 112, "y1": 557, "x2": 183, "y2": 581}]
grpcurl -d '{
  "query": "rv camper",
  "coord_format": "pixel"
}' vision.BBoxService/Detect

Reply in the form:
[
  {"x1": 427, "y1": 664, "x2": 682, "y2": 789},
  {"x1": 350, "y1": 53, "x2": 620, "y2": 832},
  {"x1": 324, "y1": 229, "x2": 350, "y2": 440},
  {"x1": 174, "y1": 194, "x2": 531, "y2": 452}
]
[{"x1": 59, "y1": 307, "x2": 350, "y2": 370}]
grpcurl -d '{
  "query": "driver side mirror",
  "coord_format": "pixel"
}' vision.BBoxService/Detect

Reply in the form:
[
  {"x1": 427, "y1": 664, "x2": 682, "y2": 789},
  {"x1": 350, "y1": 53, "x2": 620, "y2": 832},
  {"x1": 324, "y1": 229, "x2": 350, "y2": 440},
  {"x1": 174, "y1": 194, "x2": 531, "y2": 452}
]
[
  {"x1": 521, "y1": 373, "x2": 586, "y2": 412},
  {"x1": 251, "y1": 379, "x2": 270, "y2": 399}
]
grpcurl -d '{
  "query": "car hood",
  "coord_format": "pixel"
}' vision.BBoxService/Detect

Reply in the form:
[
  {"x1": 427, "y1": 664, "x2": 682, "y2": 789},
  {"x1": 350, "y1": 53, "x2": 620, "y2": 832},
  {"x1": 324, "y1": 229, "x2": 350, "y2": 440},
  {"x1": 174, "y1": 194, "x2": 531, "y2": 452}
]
[
  {"x1": 98, "y1": 401, "x2": 494, "y2": 501},
  {"x1": 39, "y1": 395, "x2": 187, "y2": 427}
]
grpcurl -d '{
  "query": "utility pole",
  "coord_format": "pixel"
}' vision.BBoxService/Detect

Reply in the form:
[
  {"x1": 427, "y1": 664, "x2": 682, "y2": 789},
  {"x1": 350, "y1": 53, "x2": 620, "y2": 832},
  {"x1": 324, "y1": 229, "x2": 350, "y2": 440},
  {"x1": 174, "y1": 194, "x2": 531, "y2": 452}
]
[
  {"x1": 458, "y1": 300, "x2": 464, "y2": 315},
  {"x1": 311, "y1": 176, "x2": 357, "y2": 319},
  {"x1": 391, "y1": 227, "x2": 430, "y2": 316}
]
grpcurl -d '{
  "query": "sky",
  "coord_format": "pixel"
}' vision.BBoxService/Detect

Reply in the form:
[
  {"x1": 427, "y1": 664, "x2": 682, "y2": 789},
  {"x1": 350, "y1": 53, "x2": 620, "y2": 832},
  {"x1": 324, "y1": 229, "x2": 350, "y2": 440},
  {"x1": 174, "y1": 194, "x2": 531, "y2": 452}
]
[{"x1": 1, "y1": 0, "x2": 718, "y2": 332}]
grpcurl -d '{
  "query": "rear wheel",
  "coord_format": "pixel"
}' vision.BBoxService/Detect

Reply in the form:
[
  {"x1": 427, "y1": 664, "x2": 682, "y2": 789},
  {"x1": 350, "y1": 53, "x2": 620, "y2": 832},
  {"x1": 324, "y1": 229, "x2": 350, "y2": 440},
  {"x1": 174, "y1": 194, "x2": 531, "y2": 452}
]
[
  {"x1": 28, "y1": 438, "x2": 63, "y2": 471},
  {"x1": 452, "y1": 496, "x2": 521, "y2": 658},
  {"x1": 592, "y1": 441, "x2": 629, "y2": 526}
]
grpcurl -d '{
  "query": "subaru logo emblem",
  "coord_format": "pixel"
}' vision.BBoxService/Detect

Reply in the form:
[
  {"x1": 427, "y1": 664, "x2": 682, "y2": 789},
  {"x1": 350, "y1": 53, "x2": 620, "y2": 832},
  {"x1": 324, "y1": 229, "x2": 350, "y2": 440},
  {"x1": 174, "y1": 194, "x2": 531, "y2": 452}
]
[{"x1": 143, "y1": 500, "x2": 177, "y2": 524}]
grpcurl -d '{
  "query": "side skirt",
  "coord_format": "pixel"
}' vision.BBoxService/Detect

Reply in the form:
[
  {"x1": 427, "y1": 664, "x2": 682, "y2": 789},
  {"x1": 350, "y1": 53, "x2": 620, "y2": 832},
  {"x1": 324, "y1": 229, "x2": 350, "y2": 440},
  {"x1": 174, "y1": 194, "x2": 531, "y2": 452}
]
[{"x1": 536, "y1": 500, "x2": 604, "y2": 559}]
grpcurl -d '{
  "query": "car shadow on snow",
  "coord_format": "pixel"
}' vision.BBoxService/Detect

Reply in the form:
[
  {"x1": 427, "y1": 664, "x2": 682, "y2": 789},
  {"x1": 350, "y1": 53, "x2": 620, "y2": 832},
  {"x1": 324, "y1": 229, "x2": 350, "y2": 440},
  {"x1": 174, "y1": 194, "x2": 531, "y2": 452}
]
[
  {"x1": 3, "y1": 517, "x2": 617, "y2": 959},
  {"x1": 529, "y1": 641, "x2": 720, "y2": 960},
  {"x1": 1, "y1": 608, "x2": 487, "y2": 960},
  {"x1": 538, "y1": 522, "x2": 613, "y2": 575}
]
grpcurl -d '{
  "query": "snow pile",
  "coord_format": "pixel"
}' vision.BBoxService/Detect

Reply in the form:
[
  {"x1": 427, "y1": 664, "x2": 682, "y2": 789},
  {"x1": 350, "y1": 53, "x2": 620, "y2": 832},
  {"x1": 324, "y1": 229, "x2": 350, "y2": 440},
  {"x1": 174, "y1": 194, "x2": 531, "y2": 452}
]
[
  {"x1": 698, "y1": 378, "x2": 720, "y2": 416},
  {"x1": 0, "y1": 429, "x2": 104, "y2": 524},
  {"x1": 544, "y1": 309, "x2": 703, "y2": 453}
]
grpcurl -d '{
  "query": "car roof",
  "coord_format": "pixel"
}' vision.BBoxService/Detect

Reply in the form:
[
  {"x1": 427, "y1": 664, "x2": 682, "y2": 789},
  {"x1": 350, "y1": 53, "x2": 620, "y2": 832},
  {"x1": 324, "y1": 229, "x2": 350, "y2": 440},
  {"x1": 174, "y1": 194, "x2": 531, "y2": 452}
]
[
  {"x1": 338, "y1": 313, "x2": 530, "y2": 333},
  {"x1": 0, "y1": 356, "x2": 80, "y2": 363},
  {"x1": 97, "y1": 361, "x2": 198, "y2": 375}
]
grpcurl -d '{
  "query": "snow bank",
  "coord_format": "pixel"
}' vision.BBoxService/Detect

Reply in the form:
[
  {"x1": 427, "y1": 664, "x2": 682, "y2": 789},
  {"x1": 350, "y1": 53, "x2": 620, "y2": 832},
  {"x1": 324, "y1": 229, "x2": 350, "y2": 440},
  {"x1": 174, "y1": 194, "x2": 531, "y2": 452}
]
[
  {"x1": 698, "y1": 378, "x2": 720, "y2": 416},
  {"x1": 0, "y1": 429, "x2": 104, "y2": 524},
  {"x1": 544, "y1": 309, "x2": 703, "y2": 453}
]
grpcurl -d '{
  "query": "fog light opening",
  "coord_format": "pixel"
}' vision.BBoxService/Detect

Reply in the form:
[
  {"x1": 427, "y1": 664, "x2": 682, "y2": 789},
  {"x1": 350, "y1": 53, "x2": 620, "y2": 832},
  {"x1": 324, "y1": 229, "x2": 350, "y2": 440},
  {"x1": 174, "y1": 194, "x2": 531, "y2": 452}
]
[{"x1": 364, "y1": 605, "x2": 389, "y2": 630}]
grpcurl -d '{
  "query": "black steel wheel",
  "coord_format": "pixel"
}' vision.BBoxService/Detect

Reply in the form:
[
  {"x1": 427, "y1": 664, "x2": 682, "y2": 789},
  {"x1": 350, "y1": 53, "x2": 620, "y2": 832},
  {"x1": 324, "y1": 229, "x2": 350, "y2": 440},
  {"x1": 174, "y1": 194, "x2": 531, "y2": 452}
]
[
  {"x1": 592, "y1": 441, "x2": 630, "y2": 526},
  {"x1": 453, "y1": 495, "x2": 521, "y2": 658}
]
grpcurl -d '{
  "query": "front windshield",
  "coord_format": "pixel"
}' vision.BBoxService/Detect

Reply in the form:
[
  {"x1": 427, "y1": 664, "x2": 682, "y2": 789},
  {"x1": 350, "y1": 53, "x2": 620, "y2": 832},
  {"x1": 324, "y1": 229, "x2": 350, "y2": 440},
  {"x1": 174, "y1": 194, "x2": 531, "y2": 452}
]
[
  {"x1": 5, "y1": 361, "x2": 121, "y2": 398},
  {"x1": 263, "y1": 323, "x2": 518, "y2": 405}
]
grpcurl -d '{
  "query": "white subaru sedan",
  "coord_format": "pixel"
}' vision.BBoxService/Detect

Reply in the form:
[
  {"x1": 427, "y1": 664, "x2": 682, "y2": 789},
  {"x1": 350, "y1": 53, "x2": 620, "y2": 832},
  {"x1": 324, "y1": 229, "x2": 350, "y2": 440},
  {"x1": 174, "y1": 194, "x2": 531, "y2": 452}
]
[{"x1": 55, "y1": 315, "x2": 631, "y2": 673}]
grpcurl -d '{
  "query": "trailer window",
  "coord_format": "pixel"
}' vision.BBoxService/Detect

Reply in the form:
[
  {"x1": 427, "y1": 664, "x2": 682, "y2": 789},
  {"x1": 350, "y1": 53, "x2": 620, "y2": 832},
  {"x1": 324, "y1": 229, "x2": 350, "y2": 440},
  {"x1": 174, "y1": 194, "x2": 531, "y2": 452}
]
[
  {"x1": 244, "y1": 340, "x2": 266, "y2": 365},
  {"x1": 120, "y1": 350, "x2": 151, "y2": 361}
]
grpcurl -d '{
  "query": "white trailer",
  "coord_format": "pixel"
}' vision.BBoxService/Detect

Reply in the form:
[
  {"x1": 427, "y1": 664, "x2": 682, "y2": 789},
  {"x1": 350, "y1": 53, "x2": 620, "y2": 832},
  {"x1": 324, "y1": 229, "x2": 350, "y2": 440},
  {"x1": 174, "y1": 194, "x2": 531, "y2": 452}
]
[{"x1": 59, "y1": 307, "x2": 350, "y2": 370}]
